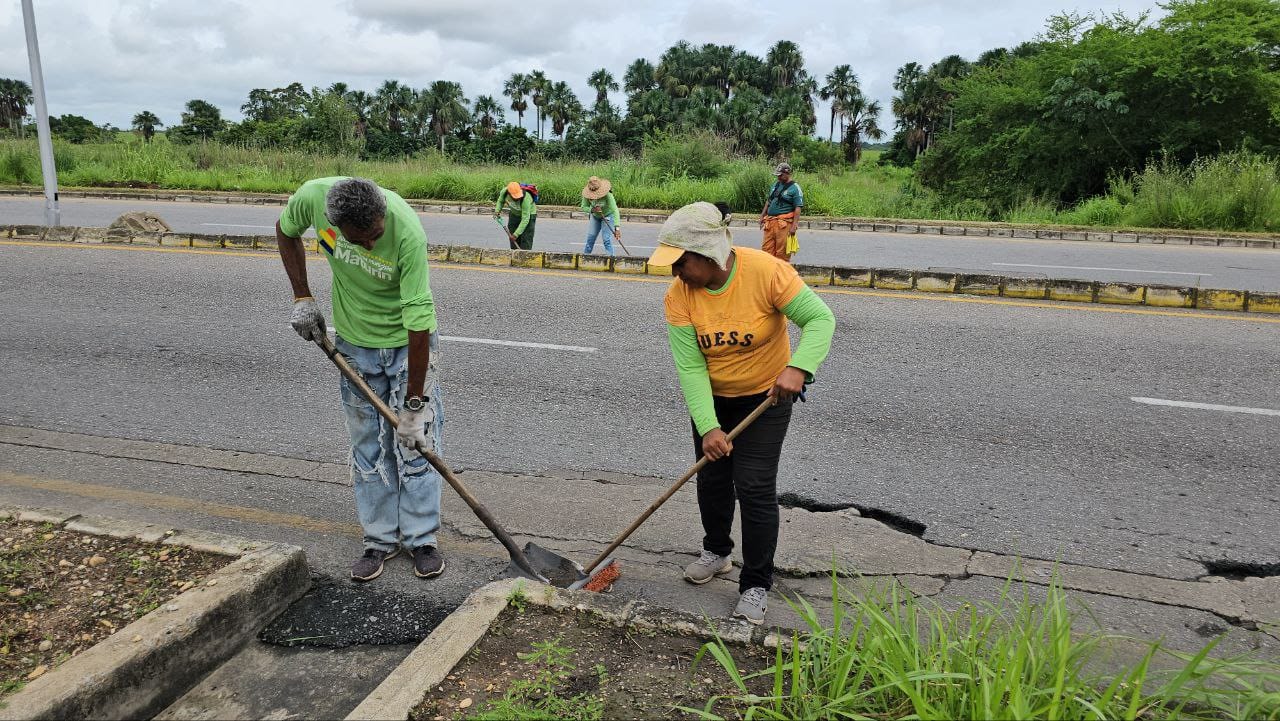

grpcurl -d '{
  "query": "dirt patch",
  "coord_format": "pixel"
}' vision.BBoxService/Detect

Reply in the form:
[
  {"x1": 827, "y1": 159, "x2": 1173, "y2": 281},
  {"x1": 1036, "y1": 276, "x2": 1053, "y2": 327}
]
[
  {"x1": 411, "y1": 605, "x2": 774, "y2": 721},
  {"x1": 0, "y1": 518, "x2": 230, "y2": 699}
]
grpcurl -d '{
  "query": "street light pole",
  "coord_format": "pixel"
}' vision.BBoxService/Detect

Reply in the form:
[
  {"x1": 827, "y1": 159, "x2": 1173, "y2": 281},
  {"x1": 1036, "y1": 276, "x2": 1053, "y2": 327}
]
[{"x1": 21, "y1": 0, "x2": 60, "y2": 227}]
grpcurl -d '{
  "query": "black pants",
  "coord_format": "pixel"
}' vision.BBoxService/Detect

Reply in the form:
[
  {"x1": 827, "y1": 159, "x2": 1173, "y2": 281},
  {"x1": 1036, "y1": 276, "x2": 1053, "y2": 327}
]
[
  {"x1": 507, "y1": 213, "x2": 536, "y2": 250},
  {"x1": 693, "y1": 392, "x2": 792, "y2": 592}
]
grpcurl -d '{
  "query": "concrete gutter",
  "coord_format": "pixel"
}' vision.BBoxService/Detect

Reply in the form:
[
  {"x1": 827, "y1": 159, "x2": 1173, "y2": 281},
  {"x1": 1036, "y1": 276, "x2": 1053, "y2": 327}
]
[
  {"x1": 1, "y1": 187, "x2": 1276, "y2": 249},
  {"x1": 0, "y1": 506, "x2": 311, "y2": 721},
  {"x1": 9, "y1": 227, "x2": 1280, "y2": 315},
  {"x1": 345, "y1": 577, "x2": 785, "y2": 721}
]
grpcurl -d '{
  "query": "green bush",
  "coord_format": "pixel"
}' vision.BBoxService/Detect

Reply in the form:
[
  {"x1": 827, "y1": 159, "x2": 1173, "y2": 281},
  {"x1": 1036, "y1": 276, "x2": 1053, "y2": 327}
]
[
  {"x1": 643, "y1": 131, "x2": 727, "y2": 181},
  {"x1": 0, "y1": 144, "x2": 37, "y2": 184}
]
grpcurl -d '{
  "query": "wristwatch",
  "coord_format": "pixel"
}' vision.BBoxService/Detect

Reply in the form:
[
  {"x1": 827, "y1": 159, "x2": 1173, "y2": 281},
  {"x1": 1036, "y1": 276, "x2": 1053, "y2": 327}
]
[{"x1": 404, "y1": 395, "x2": 426, "y2": 412}]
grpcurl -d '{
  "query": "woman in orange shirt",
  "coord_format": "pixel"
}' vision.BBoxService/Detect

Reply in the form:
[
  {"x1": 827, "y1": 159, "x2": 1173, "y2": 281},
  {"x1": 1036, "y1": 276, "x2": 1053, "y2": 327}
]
[{"x1": 648, "y1": 202, "x2": 835, "y2": 624}]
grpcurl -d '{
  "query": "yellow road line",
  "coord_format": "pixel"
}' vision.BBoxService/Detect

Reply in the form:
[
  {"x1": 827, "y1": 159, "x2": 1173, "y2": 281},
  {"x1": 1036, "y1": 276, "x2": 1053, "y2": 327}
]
[
  {"x1": 5, "y1": 239, "x2": 1277, "y2": 324},
  {"x1": 0, "y1": 469, "x2": 361, "y2": 536}
]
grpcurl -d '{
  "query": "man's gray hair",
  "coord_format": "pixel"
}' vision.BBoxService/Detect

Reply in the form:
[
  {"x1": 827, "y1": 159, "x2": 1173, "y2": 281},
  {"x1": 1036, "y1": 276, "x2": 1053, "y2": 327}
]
[{"x1": 325, "y1": 177, "x2": 386, "y2": 229}]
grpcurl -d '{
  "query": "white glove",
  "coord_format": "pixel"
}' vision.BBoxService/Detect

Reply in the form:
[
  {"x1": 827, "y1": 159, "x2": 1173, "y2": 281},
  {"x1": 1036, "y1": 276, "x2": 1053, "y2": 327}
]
[
  {"x1": 396, "y1": 403, "x2": 430, "y2": 451},
  {"x1": 290, "y1": 297, "x2": 326, "y2": 342}
]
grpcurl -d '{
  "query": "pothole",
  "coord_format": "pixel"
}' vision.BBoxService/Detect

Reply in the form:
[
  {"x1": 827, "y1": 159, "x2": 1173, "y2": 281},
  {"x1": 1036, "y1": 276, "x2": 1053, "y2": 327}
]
[
  {"x1": 1200, "y1": 559, "x2": 1280, "y2": 580},
  {"x1": 259, "y1": 576, "x2": 459, "y2": 648},
  {"x1": 778, "y1": 493, "x2": 927, "y2": 538}
]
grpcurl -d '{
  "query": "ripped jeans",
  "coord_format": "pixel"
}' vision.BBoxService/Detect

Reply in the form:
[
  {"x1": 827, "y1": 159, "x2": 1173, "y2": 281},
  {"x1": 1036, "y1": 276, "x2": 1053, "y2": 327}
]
[{"x1": 337, "y1": 333, "x2": 444, "y2": 553}]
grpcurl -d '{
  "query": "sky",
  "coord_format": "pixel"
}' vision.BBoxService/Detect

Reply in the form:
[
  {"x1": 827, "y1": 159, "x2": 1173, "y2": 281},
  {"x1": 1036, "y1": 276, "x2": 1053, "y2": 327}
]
[{"x1": 0, "y1": 0, "x2": 1166, "y2": 135}]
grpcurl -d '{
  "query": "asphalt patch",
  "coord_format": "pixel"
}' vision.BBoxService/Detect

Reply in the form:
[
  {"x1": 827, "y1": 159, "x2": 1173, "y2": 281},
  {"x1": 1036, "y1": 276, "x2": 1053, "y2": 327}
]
[{"x1": 259, "y1": 576, "x2": 459, "y2": 648}]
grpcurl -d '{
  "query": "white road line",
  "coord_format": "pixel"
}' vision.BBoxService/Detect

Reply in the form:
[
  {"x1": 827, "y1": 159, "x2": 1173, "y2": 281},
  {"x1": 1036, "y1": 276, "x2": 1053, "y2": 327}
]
[
  {"x1": 316, "y1": 327, "x2": 596, "y2": 353},
  {"x1": 202, "y1": 223, "x2": 274, "y2": 229},
  {"x1": 1131, "y1": 397, "x2": 1280, "y2": 417},
  {"x1": 440, "y1": 336, "x2": 597, "y2": 353},
  {"x1": 993, "y1": 263, "x2": 1211, "y2": 277}
]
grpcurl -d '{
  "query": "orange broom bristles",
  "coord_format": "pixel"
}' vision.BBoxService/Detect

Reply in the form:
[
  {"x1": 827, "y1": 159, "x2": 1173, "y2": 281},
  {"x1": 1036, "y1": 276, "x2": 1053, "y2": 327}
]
[{"x1": 580, "y1": 560, "x2": 620, "y2": 592}]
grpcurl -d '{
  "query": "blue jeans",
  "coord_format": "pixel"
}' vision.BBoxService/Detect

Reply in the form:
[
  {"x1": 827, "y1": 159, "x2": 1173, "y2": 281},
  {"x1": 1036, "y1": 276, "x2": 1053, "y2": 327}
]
[
  {"x1": 336, "y1": 333, "x2": 444, "y2": 553},
  {"x1": 583, "y1": 215, "x2": 616, "y2": 255}
]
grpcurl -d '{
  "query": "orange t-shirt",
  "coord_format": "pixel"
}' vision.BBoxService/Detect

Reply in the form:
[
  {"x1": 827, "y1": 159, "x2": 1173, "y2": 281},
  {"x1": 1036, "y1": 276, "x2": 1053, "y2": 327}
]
[{"x1": 663, "y1": 246, "x2": 806, "y2": 397}]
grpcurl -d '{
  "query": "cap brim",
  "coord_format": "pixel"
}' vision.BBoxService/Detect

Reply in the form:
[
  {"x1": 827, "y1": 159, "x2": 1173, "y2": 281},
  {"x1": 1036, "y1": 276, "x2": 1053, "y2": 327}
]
[{"x1": 647, "y1": 242, "x2": 686, "y2": 267}]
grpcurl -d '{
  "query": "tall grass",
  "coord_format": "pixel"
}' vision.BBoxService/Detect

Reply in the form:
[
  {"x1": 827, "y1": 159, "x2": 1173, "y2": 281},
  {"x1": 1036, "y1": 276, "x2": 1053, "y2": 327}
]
[
  {"x1": 1, "y1": 138, "x2": 1276, "y2": 232},
  {"x1": 688, "y1": 575, "x2": 1280, "y2": 720}
]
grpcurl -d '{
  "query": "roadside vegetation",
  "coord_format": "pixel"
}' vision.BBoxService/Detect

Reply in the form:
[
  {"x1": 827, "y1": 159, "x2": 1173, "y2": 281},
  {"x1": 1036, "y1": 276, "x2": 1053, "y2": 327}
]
[
  {"x1": 689, "y1": 576, "x2": 1280, "y2": 720},
  {"x1": 0, "y1": 0, "x2": 1276, "y2": 232}
]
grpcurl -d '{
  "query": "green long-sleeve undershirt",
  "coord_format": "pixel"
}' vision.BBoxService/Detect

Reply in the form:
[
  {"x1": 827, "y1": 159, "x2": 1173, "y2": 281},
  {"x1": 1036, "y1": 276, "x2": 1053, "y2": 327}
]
[
  {"x1": 495, "y1": 191, "x2": 536, "y2": 236},
  {"x1": 667, "y1": 285, "x2": 836, "y2": 436}
]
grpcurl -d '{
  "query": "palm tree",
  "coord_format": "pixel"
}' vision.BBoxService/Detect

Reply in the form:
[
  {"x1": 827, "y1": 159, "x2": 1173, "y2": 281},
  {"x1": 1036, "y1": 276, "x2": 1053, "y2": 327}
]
[
  {"x1": 765, "y1": 40, "x2": 805, "y2": 91},
  {"x1": 623, "y1": 59, "x2": 656, "y2": 95},
  {"x1": 544, "y1": 81, "x2": 582, "y2": 139},
  {"x1": 131, "y1": 111, "x2": 162, "y2": 143},
  {"x1": 820, "y1": 65, "x2": 857, "y2": 141},
  {"x1": 344, "y1": 90, "x2": 372, "y2": 137},
  {"x1": 527, "y1": 70, "x2": 549, "y2": 139},
  {"x1": 842, "y1": 94, "x2": 884, "y2": 165},
  {"x1": 420, "y1": 81, "x2": 469, "y2": 152},
  {"x1": 0, "y1": 78, "x2": 34, "y2": 136},
  {"x1": 503, "y1": 73, "x2": 530, "y2": 131},
  {"x1": 472, "y1": 95, "x2": 503, "y2": 138},
  {"x1": 373, "y1": 79, "x2": 414, "y2": 134},
  {"x1": 586, "y1": 68, "x2": 618, "y2": 105}
]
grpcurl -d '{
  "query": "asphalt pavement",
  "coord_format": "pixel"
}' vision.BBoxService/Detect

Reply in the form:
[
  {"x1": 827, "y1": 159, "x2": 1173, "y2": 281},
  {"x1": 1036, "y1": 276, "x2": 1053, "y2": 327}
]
[
  {"x1": 1, "y1": 240, "x2": 1277, "y2": 581},
  {"x1": 3, "y1": 196, "x2": 1279, "y2": 290}
]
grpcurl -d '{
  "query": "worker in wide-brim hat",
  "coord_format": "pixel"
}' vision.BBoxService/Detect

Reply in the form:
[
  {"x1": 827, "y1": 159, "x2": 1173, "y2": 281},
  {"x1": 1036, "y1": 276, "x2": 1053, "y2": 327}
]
[
  {"x1": 580, "y1": 176, "x2": 622, "y2": 256},
  {"x1": 649, "y1": 201, "x2": 835, "y2": 625},
  {"x1": 494, "y1": 181, "x2": 537, "y2": 250}
]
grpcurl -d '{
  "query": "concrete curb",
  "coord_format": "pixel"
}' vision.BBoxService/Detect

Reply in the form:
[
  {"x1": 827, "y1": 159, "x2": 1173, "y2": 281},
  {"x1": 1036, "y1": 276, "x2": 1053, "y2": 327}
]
[
  {"x1": 1, "y1": 187, "x2": 1275, "y2": 249},
  {"x1": 0, "y1": 505, "x2": 311, "y2": 721},
  {"x1": 9, "y1": 229, "x2": 1279, "y2": 315},
  {"x1": 345, "y1": 577, "x2": 785, "y2": 721}
]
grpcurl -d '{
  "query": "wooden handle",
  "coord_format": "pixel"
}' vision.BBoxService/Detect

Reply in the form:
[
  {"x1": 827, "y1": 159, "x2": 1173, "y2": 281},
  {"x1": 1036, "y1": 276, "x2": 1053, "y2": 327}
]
[
  {"x1": 316, "y1": 336, "x2": 546, "y2": 582},
  {"x1": 583, "y1": 396, "x2": 775, "y2": 574}
]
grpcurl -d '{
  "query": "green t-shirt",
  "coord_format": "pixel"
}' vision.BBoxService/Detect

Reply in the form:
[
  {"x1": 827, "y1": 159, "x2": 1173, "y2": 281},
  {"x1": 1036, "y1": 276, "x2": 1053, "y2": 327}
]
[
  {"x1": 279, "y1": 177, "x2": 437, "y2": 348},
  {"x1": 765, "y1": 180, "x2": 804, "y2": 216}
]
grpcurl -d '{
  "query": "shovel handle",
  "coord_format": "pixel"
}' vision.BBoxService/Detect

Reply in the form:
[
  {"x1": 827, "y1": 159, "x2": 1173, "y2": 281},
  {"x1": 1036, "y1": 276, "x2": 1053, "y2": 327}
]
[
  {"x1": 315, "y1": 335, "x2": 547, "y2": 583},
  {"x1": 583, "y1": 396, "x2": 776, "y2": 574}
]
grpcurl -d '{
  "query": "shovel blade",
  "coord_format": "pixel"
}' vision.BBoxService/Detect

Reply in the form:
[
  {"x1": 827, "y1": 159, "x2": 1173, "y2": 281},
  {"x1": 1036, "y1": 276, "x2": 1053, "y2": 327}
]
[{"x1": 503, "y1": 542, "x2": 587, "y2": 588}]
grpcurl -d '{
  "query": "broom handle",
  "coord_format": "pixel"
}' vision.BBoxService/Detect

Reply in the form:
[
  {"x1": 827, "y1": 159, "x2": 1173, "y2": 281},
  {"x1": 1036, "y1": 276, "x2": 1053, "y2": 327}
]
[
  {"x1": 583, "y1": 396, "x2": 776, "y2": 574},
  {"x1": 316, "y1": 335, "x2": 546, "y2": 582}
]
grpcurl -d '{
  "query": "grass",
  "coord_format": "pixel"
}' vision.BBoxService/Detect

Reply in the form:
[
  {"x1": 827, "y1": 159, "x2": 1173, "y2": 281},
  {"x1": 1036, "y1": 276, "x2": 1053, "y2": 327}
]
[
  {"x1": 687, "y1": 574, "x2": 1280, "y2": 720},
  {"x1": 0, "y1": 137, "x2": 1276, "y2": 232},
  {"x1": 470, "y1": 638, "x2": 605, "y2": 721}
]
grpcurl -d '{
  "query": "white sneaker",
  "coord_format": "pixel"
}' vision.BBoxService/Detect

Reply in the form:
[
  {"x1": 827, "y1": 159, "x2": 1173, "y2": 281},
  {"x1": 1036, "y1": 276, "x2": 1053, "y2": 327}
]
[
  {"x1": 683, "y1": 550, "x2": 732, "y2": 584},
  {"x1": 733, "y1": 586, "x2": 768, "y2": 625}
]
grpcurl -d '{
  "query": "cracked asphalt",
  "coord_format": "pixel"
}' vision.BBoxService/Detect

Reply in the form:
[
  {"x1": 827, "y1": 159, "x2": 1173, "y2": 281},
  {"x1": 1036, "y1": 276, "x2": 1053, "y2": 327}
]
[{"x1": 1, "y1": 241, "x2": 1278, "y2": 668}]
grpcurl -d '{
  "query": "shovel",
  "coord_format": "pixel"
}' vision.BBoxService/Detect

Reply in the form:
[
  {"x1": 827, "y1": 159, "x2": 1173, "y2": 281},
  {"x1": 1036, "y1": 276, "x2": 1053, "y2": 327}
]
[
  {"x1": 493, "y1": 215, "x2": 518, "y2": 250},
  {"x1": 314, "y1": 334, "x2": 590, "y2": 586},
  {"x1": 575, "y1": 396, "x2": 776, "y2": 586}
]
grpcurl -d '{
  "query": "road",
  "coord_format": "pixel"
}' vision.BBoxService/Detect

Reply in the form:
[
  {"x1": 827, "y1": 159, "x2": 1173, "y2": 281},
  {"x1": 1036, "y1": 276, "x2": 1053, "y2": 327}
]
[
  {"x1": 1, "y1": 239, "x2": 1277, "y2": 582},
  {"x1": 3, "y1": 196, "x2": 1279, "y2": 291}
]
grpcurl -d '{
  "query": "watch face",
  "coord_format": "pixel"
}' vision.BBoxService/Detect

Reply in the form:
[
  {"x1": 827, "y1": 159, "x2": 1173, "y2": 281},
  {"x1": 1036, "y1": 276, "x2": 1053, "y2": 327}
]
[{"x1": 405, "y1": 396, "x2": 424, "y2": 411}]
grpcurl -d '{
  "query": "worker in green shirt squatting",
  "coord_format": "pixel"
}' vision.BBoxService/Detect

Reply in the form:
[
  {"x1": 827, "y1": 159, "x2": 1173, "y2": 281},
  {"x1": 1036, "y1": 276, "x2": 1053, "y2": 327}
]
[
  {"x1": 276, "y1": 176, "x2": 447, "y2": 583},
  {"x1": 494, "y1": 181, "x2": 537, "y2": 250},
  {"x1": 648, "y1": 201, "x2": 835, "y2": 625}
]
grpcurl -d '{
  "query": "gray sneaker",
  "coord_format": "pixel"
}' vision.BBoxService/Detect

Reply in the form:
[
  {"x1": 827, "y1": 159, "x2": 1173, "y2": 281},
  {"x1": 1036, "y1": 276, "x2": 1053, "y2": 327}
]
[
  {"x1": 733, "y1": 587, "x2": 768, "y2": 625},
  {"x1": 683, "y1": 550, "x2": 732, "y2": 584},
  {"x1": 351, "y1": 547, "x2": 401, "y2": 582}
]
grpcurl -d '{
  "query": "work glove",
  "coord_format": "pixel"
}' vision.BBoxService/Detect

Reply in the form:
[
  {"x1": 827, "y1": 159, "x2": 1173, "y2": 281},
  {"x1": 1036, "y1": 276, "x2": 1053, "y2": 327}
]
[
  {"x1": 289, "y1": 297, "x2": 326, "y2": 342},
  {"x1": 395, "y1": 403, "x2": 432, "y2": 452}
]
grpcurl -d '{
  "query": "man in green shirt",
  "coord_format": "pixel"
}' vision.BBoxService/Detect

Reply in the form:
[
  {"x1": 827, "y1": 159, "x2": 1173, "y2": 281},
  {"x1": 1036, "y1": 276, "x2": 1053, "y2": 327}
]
[
  {"x1": 276, "y1": 176, "x2": 446, "y2": 583},
  {"x1": 494, "y1": 181, "x2": 537, "y2": 250}
]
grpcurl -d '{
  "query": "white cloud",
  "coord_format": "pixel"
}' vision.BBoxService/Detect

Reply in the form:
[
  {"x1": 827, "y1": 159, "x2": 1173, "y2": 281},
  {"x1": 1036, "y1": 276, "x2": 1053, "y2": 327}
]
[{"x1": 0, "y1": 0, "x2": 1164, "y2": 130}]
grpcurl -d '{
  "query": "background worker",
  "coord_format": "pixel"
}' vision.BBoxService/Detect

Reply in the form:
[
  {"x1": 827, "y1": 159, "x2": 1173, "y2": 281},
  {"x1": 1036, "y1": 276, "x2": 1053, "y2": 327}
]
[
  {"x1": 759, "y1": 162, "x2": 803, "y2": 262},
  {"x1": 580, "y1": 175, "x2": 622, "y2": 256},
  {"x1": 649, "y1": 201, "x2": 835, "y2": 625},
  {"x1": 276, "y1": 176, "x2": 447, "y2": 583},
  {"x1": 494, "y1": 181, "x2": 537, "y2": 250}
]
